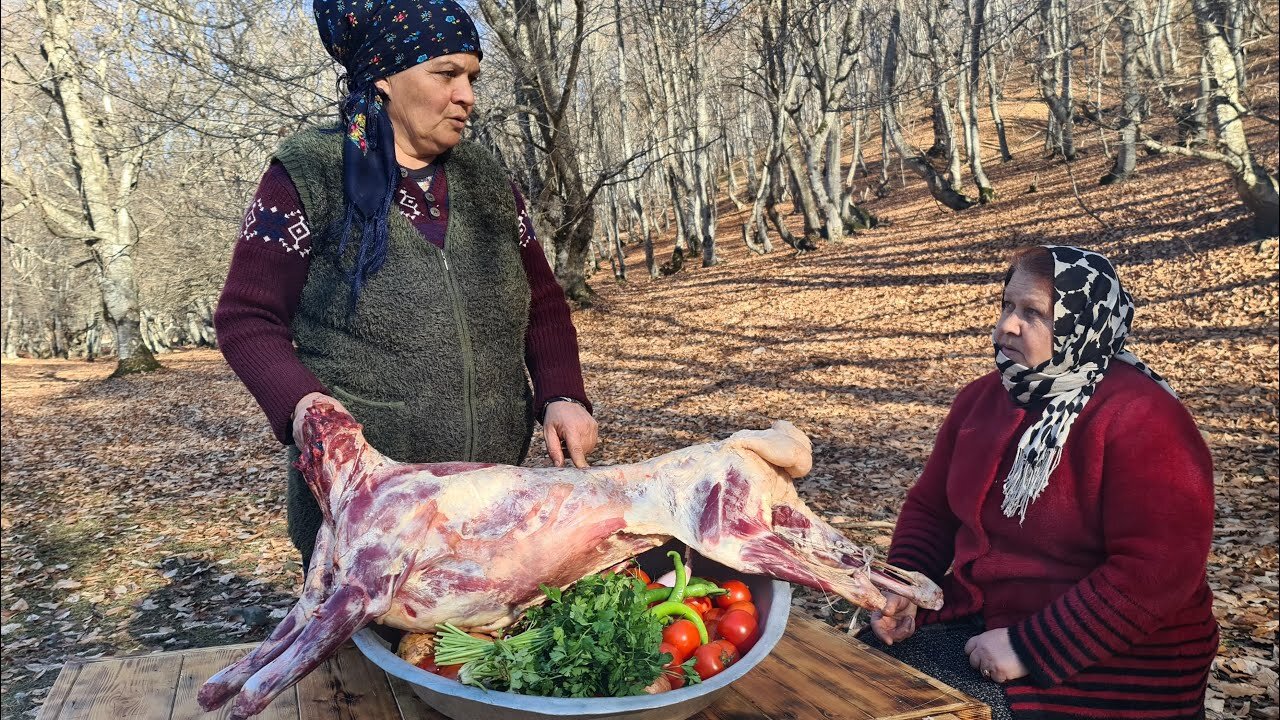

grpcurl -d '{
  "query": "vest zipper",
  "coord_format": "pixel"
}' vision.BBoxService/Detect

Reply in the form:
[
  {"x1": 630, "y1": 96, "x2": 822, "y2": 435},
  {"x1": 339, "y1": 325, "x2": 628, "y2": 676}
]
[{"x1": 434, "y1": 246, "x2": 477, "y2": 459}]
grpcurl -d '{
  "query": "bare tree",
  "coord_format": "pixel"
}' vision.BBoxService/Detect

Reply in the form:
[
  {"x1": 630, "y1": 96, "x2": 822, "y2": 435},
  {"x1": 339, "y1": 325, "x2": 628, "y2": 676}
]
[
  {"x1": 1, "y1": 0, "x2": 167, "y2": 375},
  {"x1": 962, "y1": 0, "x2": 995, "y2": 200},
  {"x1": 880, "y1": 0, "x2": 976, "y2": 211},
  {"x1": 1038, "y1": 0, "x2": 1077, "y2": 160},
  {"x1": 1143, "y1": 0, "x2": 1278, "y2": 234},
  {"x1": 476, "y1": 0, "x2": 602, "y2": 304},
  {"x1": 1101, "y1": 0, "x2": 1142, "y2": 185}
]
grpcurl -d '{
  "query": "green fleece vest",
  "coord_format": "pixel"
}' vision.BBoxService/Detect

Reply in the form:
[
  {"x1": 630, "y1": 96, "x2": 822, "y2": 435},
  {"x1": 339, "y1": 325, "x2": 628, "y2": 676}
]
[{"x1": 274, "y1": 128, "x2": 534, "y2": 564}]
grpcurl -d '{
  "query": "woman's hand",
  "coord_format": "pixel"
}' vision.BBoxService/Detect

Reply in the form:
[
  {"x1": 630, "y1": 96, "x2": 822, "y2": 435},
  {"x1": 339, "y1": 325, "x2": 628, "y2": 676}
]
[
  {"x1": 965, "y1": 628, "x2": 1028, "y2": 683},
  {"x1": 292, "y1": 392, "x2": 349, "y2": 447},
  {"x1": 543, "y1": 401, "x2": 598, "y2": 468},
  {"x1": 869, "y1": 591, "x2": 918, "y2": 646}
]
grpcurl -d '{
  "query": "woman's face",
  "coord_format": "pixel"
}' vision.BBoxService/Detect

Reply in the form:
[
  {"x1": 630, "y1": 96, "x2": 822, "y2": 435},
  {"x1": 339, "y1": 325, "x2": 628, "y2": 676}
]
[
  {"x1": 994, "y1": 268, "x2": 1055, "y2": 368},
  {"x1": 375, "y1": 52, "x2": 480, "y2": 167}
]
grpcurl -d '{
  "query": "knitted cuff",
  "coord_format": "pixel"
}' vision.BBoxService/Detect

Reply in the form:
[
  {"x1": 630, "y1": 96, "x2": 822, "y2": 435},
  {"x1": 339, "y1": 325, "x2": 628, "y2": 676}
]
[{"x1": 1007, "y1": 618, "x2": 1061, "y2": 689}]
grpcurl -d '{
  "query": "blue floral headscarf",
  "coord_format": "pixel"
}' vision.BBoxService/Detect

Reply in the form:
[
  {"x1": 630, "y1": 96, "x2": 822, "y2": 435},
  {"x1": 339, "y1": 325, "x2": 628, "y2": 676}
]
[{"x1": 314, "y1": 0, "x2": 482, "y2": 306}]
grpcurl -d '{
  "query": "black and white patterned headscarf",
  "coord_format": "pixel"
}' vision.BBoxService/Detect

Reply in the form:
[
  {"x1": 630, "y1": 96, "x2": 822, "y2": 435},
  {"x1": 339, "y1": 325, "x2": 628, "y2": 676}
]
[{"x1": 994, "y1": 245, "x2": 1175, "y2": 522}]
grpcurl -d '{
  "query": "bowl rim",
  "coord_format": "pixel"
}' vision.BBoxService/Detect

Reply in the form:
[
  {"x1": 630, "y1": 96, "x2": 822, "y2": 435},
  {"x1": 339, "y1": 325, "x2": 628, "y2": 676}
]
[{"x1": 352, "y1": 578, "x2": 791, "y2": 714}]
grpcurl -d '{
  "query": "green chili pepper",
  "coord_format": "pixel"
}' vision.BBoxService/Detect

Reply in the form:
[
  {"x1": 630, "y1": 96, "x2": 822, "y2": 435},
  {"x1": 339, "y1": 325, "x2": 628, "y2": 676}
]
[
  {"x1": 667, "y1": 551, "x2": 688, "y2": 604},
  {"x1": 649, "y1": 601, "x2": 710, "y2": 644},
  {"x1": 642, "y1": 583, "x2": 727, "y2": 605}
]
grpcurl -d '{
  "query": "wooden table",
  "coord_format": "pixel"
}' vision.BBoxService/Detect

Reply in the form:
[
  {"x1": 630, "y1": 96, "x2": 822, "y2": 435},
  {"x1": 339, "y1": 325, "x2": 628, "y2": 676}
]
[{"x1": 36, "y1": 614, "x2": 990, "y2": 720}]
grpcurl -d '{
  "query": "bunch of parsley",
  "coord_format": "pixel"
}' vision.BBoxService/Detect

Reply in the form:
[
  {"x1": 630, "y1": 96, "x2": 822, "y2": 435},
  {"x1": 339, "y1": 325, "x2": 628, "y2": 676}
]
[{"x1": 461, "y1": 572, "x2": 668, "y2": 697}]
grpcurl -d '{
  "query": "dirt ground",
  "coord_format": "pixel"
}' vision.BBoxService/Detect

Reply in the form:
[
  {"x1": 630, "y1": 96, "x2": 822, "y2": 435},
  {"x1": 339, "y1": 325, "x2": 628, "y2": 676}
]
[{"x1": 3, "y1": 104, "x2": 1278, "y2": 717}]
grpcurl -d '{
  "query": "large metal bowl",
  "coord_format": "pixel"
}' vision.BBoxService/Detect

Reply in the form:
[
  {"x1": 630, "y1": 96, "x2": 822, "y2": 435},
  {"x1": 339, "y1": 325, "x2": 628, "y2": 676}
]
[{"x1": 353, "y1": 541, "x2": 791, "y2": 720}]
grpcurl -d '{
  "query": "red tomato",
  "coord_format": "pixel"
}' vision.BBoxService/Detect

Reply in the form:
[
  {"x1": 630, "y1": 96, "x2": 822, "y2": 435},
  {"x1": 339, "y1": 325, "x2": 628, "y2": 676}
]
[
  {"x1": 627, "y1": 566, "x2": 651, "y2": 584},
  {"x1": 666, "y1": 671, "x2": 685, "y2": 689},
  {"x1": 683, "y1": 597, "x2": 711, "y2": 616},
  {"x1": 692, "y1": 640, "x2": 738, "y2": 680},
  {"x1": 415, "y1": 656, "x2": 463, "y2": 680},
  {"x1": 658, "y1": 641, "x2": 685, "y2": 689},
  {"x1": 703, "y1": 617, "x2": 721, "y2": 643},
  {"x1": 717, "y1": 609, "x2": 758, "y2": 652},
  {"x1": 646, "y1": 582, "x2": 668, "y2": 590},
  {"x1": 726, "y1": 601, "x2": 756, "y2": 617},
  {"x1": 714, "y1": 580, "x2": 752, "y2": 609},
  {"x1": 714, "y1": 639, "x2": 740, "y2": 665},
  {"x1": 703, "y1": 607, "x2": 724, "y2": 622},
  {"x1": 661, "y1": 619, "x2": 700, "y2": 661},
  {"x1": 657, "y1": 641, "x2": 682, "y2": 665}
]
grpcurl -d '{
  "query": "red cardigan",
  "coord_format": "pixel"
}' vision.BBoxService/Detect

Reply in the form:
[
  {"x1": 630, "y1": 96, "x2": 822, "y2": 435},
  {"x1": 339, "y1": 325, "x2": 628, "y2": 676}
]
[{"x1": 888, "y1": 362, "x2": 1217, "y2": 719}]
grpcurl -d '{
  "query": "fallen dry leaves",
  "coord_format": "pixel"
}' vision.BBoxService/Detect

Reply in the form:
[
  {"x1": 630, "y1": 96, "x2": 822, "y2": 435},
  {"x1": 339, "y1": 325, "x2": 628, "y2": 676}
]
[{"x1": 2, "y1": 105, "x2": 1277, "y2": 719}]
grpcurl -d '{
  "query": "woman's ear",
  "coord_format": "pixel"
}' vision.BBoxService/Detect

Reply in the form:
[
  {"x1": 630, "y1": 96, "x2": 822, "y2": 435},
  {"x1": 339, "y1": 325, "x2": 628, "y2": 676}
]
[{"x1": 374, "y1": 77, "x2": 392, "y2": 100}]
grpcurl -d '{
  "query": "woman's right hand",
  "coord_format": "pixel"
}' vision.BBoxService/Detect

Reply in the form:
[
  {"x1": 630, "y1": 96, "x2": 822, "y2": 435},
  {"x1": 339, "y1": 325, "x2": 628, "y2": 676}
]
[
  {"x1": 292, "y1": 392, "x2": 350, "y2": 447},
  {"x1": 869, "y1": 591, "x2": 918, "y2": 646}
]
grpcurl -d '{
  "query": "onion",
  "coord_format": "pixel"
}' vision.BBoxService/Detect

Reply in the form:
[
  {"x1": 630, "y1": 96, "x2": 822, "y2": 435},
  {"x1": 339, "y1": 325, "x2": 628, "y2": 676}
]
[
  {"x1": 654, "y1": 563, "x2": 691, "y2": 588},
  {"x1": 643, "y1": 674, "x2": 673, "y2": 694}
]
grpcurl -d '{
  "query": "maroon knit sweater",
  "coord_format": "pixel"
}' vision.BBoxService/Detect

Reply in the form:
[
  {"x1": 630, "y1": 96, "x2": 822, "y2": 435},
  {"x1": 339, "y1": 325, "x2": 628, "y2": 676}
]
[
  {"x1": 216, "y1": 161, "x2": 590, "y2": 445},
  {"x1": 888, "y1": 363, "x2": 1217, "y2": 719}
]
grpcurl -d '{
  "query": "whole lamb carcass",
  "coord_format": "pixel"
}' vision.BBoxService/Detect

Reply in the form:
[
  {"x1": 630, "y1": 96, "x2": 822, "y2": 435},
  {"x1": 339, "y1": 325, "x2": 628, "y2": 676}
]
[{"x1": 199, "y1": 403, "x2": 941, "y2": 719}]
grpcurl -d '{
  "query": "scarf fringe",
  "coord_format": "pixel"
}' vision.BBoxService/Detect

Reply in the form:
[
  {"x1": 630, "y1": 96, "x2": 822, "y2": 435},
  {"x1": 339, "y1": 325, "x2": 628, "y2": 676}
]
[
  {"x1": 336, "y1": 201, "x2": 393, "y2": 312},
  {"x1": 1001, "y1": 444, "x2": 1064, "y2": 524}
]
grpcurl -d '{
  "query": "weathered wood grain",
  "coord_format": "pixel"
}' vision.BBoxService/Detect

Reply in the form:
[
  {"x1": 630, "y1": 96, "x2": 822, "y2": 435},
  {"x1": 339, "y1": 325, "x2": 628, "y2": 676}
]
[{"x1": 35, "y1": 613, "x2": 990, "y2": 720}]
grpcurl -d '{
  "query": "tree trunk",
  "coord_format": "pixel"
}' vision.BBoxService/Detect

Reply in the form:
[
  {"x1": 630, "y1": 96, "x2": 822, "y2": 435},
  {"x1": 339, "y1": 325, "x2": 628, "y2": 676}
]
[
  {"x1": 1102, "y1": 0, "x2": 1141, "y2": 185},
  {"x1": 1186, "y1": 0, "x2": 1278, "y2": 233},
  {"x1": 1038, "y1": 0, "x2": 1076, "y2": 160},
  {"x1": 965, "y1": 0, "x2": 995, "y2": 200},
  {"x1": 926, "y1": 100, "x2": 949, "y2": 158},
  {"x1": 882, "y1": 1, "x2": 976, "y2": 212},
  {"x1": 783, "y1": 144, "x2": 824, "y2": 240},
  {"x1": 34, "y1": 0, "x2": 159, "y2": 376},
  {"x1": 691, "y1": 24, "x2": 717, "y2": 268},
  {"x1": 765, "y1": 170, "x2": 809, "y2": 251},
  {"x1": 986, "y1": 42, "x2": 1014, "y2": 161}
]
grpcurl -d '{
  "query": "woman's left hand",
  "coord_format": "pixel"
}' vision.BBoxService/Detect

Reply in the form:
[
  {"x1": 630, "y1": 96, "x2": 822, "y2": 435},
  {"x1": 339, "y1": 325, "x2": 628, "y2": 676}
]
[
  {"x1": 964, "y1": 628, "x2": 1028, "y2": 683},
  {"x1": 543, "y1": 401, "x2": 598, "y2": 468}
]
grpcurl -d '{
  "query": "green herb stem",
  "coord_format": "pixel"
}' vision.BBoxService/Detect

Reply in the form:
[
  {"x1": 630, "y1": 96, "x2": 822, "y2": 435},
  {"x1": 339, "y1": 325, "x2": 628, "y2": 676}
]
[{"x1": 432, "y1": 623, "x2": 549, "y2": 666}]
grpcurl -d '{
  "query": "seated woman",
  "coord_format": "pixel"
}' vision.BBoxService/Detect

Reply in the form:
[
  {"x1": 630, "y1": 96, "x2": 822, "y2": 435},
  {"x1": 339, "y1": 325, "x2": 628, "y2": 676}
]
[{"x1": 864, "y1": 245, "x2": 1217, "y2": 720}]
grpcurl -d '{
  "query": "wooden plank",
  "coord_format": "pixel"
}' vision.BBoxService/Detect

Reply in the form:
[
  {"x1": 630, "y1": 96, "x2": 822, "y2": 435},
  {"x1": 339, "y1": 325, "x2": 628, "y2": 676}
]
[
  {"x1": 34, "y1": 610, "x2": 989, "y2": 720},
  {"x1": 35, "y1": 659, "x2": 84, "y2": 720},
  {"x1": 692, "y1": 687, "x2": 772, "y2": 720},
  {"x1": 780, "y1": 615, "x2": 988, "y2": 718},
  {"x1": 169, "y1": 645, "x2": 300, "y2": 720},
  {"x1": 731, "y1": 633, "x2": 878, "y2": 720},
  {"x1": 332, "y1": 644, "x2": 409, "y2": 719},
  {"x1": 790, "y1": 618, "x2": 974, "y2": 705},
  {"x1": 46, "y1": 653, "x2": 181, "y2": 720},
  {"x1": 385, "y1": 674, "x2": 451, "y2": 720},
  {"x1": 294, "y1": 643, "x2": 405, "y2": 720},
  {"x1": 784, "y1": 616, "x2": 946, "y2": 704}
]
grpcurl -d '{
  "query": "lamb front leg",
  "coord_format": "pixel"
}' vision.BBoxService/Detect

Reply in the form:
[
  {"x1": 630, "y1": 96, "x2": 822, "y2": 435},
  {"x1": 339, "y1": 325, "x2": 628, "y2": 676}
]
[
  {"x1": 226, "y1": 577, "x2": 390, "y2": 720},
  {"x1": 198, "y1": 525, "x2": 337, "y2": 711}
]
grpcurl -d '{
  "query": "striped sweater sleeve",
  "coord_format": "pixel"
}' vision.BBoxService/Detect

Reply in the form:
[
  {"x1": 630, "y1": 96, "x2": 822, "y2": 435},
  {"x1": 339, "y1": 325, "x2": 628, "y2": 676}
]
[
  {"x1": 886, "y1": 393, "x2": 967, "y2": 582},
  {"x1": 1007, "y1": 391, "x2": 1215, "y2": 688}
]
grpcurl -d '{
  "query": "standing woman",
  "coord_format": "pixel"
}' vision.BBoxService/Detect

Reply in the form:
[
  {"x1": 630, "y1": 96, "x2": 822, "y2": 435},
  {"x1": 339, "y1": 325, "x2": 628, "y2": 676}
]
[
  {"x1": 215, "y1": 0, "x2": 599, "y2": 568},
  {"x1": 864, "y1": 246, "x2": 1217, "y2": 719}
]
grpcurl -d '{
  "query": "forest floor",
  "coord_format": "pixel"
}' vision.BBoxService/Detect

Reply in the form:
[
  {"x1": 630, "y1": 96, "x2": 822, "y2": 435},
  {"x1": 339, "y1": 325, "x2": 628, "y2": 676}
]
[{"x1": 2, "y1": 98, "x2": 1278, "y2": 717}]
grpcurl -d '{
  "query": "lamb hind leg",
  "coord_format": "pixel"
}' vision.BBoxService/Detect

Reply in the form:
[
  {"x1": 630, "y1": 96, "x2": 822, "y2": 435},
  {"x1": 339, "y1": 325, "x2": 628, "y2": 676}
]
[{"x1": 197, "y1": 525, "x2": 336, "y2": 711}]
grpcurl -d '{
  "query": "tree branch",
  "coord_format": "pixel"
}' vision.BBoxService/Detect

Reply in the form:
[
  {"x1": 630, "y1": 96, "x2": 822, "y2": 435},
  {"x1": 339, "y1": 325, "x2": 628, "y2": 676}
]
[{"x1": 1141, "y1": 135, "x2": 1244, "y2": 172}]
